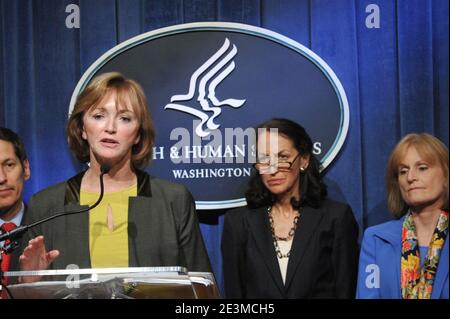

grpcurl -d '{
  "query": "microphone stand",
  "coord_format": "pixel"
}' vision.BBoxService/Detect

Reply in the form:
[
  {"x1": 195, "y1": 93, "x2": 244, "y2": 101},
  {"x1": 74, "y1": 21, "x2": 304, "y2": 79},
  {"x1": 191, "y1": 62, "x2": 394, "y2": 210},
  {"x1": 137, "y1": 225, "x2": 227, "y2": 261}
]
[{"x1": 0, "y1": 165, "x2": 110, "y2": 298}]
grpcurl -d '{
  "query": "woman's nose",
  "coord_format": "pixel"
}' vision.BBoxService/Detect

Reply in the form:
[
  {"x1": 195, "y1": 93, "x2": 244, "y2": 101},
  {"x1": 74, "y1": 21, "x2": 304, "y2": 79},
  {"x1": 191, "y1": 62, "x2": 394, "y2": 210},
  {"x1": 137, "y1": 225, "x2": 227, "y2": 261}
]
[
  {"x1": 104, "y1": 118, "x2": 117, "y2": 134},
  {"x1": 406, "y1": 169, "x2": 418, "y2": 182}
]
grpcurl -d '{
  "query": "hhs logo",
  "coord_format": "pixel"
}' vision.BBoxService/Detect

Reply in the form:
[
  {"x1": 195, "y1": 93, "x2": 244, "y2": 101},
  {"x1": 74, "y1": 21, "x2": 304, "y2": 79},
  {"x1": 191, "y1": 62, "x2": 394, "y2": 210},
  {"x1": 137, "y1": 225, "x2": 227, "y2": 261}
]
[
  {"x1": 71, "y1": 22, "x2": 349, "y2": 209},
  {"x1": 165, "y1": 38, "x2": 246, "y2": 137}
]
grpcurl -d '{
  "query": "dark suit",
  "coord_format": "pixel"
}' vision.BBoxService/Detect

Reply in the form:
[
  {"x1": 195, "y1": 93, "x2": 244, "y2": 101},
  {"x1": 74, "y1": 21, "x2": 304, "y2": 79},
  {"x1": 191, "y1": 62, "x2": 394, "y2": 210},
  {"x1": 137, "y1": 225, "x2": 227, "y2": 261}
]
[
  {"x1": 4, "y1": 205, "x2": 26, "y2": 283},
  {"x1": 22, "y1": 170, "x2": 211, "y2": 272},
  {"x1": 9, "y1": 226, "x2": 24, "y2": 272},
  {"x1": 222, "y1": 199, "x2": 359, "y2": 298}
]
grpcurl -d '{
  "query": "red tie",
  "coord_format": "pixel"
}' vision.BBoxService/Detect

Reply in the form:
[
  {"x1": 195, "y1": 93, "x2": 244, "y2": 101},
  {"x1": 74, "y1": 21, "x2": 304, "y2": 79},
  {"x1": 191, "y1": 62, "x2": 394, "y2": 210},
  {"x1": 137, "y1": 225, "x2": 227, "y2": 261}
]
[{"x1": 1, "y1": 222, "x2": 17, "y2": 284}]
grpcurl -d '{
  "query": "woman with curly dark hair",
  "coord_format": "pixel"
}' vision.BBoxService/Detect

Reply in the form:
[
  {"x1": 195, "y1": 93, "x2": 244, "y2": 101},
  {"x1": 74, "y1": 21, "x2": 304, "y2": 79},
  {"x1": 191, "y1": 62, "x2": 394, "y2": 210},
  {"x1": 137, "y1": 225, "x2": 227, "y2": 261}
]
[{"x1": 222, "y1": 118, "x2": 359, "y2": 298}]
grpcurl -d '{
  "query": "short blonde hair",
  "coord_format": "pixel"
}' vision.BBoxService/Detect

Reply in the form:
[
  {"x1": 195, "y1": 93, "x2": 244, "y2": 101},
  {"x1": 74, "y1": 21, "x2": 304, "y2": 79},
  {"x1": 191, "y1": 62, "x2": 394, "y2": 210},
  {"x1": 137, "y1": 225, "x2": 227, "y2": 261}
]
[
  {"x1": 385, "y1": 133, "x2": 449, "y2": 218},
  {"x1": 67, "y1": 72, "x2": 155, "y2": 169}
]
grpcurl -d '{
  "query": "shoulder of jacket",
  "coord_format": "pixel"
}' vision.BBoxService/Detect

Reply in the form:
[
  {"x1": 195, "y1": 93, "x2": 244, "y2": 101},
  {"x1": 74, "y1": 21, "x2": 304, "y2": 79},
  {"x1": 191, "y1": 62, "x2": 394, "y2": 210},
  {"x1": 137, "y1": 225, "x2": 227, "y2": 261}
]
[
  {"x1": 31, "y1": 180, "x2": 68, "y2": 201},
  {"x1": 149, "y1": 176, "x2": 189, "y2": 195}
]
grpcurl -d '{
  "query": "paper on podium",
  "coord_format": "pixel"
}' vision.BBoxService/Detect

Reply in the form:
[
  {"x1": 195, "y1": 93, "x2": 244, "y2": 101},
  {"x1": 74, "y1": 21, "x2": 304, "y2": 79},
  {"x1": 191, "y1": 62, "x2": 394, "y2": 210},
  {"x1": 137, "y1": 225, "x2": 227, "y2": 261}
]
[{"x1": 4, "y1": 267, "x2": 220, "y2": 299}]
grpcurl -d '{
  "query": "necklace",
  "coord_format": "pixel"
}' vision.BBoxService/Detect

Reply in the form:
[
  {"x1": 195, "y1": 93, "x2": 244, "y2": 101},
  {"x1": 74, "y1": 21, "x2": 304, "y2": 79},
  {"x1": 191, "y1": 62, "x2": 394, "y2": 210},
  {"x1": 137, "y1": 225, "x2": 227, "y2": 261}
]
[{"x1": 268, "y1": 206, "x2": 300, "y2": 258}]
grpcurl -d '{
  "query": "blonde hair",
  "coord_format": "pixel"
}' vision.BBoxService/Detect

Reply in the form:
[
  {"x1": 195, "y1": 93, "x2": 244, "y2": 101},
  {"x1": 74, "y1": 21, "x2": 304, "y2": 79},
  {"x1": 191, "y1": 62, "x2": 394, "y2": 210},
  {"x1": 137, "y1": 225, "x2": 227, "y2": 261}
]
[
  {"x1": 385, "y1": 133, "x2": 449, "y2": 218},
  {"x1": 67, "y1": 72, "x2": 155, "y2": 169}
]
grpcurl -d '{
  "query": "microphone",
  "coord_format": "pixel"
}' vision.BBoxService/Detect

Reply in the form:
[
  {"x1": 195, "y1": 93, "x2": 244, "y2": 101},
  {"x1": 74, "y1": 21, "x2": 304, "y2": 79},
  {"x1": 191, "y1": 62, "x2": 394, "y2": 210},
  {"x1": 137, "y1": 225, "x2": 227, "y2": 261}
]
[
  {"x1": 100, "y1": 164, "x2": 111, "y2": 175},
  {"x1": 0, "y1": 166, "x2": 110, "y2": 243}
]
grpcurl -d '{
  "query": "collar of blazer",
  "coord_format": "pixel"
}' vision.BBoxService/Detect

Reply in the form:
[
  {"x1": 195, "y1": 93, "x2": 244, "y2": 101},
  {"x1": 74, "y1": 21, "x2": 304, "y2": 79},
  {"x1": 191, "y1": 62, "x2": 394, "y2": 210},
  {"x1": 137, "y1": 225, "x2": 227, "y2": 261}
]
[
  {"x1": 59, "y1": 169, "x2": 154, "y2": 268},
  {"x1": 247, "y1": 204, "x2": 324, "y2": 294},
  {"x1": 370, "y1": 215, "x2": 449, "y2": 298},
  {"x1": 372, "y1": 216, "x2": 404, "y2": 246},
  {"x1": 64, "y1": 169, "x2": 152, "y2": 205}
]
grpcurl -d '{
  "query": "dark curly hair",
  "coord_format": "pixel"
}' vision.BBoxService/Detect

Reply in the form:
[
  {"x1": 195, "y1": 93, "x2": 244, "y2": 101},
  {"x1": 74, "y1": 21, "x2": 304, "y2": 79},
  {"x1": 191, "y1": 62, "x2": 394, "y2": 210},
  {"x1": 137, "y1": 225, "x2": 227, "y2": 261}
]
[{"x1": 246, "y1": 118, "x2": 327, "y2": 209}]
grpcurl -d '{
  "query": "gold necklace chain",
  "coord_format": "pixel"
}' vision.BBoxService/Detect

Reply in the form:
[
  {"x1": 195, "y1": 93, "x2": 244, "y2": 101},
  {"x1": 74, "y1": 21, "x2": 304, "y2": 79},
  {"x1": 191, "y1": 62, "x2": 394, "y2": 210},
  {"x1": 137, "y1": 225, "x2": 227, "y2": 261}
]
[{"x1": 268, "y1": 206, "x2": 300, "y2": 258}]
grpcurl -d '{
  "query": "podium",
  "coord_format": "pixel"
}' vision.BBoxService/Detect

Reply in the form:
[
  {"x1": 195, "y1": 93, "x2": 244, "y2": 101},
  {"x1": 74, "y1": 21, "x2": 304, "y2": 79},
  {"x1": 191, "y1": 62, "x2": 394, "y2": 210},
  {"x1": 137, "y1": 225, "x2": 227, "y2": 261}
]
[{"x1": 2, "y1": 267, "x2": 220, "y2": 299}]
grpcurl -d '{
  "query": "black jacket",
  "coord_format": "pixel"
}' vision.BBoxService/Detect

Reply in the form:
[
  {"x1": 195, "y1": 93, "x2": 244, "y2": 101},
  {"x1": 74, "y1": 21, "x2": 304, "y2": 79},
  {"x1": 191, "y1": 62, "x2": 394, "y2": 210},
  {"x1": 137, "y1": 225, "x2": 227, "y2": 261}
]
[
  {"x1": 221, "y1": 199, "x2": 359, "y2": 298},
  {"x1": 7, "y1": 205, "x2": 27, "y2": 273}
]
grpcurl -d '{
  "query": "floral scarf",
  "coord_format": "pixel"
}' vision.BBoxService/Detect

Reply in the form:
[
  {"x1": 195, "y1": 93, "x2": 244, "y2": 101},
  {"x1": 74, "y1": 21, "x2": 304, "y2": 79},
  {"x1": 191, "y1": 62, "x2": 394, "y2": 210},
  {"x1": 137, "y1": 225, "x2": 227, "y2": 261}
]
[{"x1": 401, "y1": 210, "x2": 449, "y2": 299}]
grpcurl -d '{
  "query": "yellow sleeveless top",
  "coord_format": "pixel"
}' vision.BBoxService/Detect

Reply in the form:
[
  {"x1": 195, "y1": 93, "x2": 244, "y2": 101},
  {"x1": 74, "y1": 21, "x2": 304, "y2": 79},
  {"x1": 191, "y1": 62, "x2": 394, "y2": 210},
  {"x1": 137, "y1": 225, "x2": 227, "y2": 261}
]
[{"x1": 80, "y1": 184, "x2": 137, "y2": 268}]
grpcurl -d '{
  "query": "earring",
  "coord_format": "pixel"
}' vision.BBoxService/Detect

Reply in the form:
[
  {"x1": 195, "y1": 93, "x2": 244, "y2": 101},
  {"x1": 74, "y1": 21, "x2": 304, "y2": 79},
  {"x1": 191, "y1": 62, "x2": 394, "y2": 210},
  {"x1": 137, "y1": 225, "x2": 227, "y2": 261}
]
[{"x1": 300, "y1": 167, "x2": 305, "y2": 172}]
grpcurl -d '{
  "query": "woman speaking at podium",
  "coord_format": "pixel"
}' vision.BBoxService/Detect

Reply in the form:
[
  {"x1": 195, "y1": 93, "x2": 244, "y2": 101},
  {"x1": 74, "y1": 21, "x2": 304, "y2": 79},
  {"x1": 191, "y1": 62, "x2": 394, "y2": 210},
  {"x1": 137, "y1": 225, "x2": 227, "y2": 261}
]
[{"x1": 19, "y1": 72, "x2": 211, "y2": 277}]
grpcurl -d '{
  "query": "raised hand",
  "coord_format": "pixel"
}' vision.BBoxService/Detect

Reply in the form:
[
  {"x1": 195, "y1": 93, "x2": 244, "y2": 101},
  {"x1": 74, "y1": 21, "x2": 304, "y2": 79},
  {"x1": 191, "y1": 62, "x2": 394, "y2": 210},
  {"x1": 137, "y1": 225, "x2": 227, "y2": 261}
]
[{"x1": 19, "y1": 236, "x2": 59, "y2": 283}]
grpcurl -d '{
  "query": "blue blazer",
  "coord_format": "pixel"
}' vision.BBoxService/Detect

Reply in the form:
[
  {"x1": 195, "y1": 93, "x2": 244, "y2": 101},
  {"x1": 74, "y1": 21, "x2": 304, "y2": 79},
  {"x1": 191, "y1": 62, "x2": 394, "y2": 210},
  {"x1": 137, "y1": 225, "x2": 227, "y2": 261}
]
[{"x1": 356, "y1": 216, "x2": 449, "y2": 299}]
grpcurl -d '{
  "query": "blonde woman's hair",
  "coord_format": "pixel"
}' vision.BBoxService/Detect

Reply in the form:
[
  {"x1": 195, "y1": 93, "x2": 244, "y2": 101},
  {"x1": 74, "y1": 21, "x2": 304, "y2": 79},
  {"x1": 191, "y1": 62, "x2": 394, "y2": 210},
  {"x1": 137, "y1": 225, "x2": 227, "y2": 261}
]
[
  {"x1": 67, "y1": 72, "x2": 155, "y2": 169},
  {"x1": 385, "y1": 133, "x2": 448, "y2": 218}
]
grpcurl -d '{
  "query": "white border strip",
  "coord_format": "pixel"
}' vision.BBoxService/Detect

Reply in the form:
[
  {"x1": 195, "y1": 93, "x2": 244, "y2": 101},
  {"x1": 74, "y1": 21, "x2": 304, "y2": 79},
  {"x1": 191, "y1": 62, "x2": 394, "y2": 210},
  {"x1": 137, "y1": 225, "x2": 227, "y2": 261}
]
[{"x1": 5, "y1": 266, "x2": 187, "y2": 277}]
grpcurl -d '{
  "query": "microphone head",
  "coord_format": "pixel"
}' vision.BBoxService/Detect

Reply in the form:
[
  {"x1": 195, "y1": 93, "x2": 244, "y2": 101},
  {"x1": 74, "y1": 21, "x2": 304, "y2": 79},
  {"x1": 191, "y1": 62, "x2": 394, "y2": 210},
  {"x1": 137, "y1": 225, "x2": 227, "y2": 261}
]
[{"x1": 100, "y1": 165, "x2": 111, "y2": 174}]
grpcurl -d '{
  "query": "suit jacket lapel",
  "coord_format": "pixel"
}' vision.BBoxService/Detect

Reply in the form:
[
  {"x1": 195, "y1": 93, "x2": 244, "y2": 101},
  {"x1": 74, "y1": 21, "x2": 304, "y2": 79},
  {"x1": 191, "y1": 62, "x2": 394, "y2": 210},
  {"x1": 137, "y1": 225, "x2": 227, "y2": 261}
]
[
  {"x1": 64, "y1": 171, "x2": 91, "y2": 268},
  {"x1": 63, "y1": 170, "x2": 153, "y2": 268},
  {"x1": 374, "y1": 218, "x2": 403, "y2": 298},
  {"x1": 9, "y1": 205, "x2": 27, "y2": 272},
  {"x1": 247, "y1": 207, "x2": 285, "y2": 294},
  {"x1": 64, "y1": 169, "x2": 155, "y2": 268},
  {"x1": 284, "y1": 205, "x2": 323, "y2": 290},
  {"x1": 127, "y1": 197, "x2": 152, "y2": 267},
  {"x1": 128, "y1": 171, "x2": 154, "y2": 267},
  {"x1": 128, "y1": 170, "x2": 152, "y2": 267},
  {"x1": 375, "y1": 216, "x2": 448, "y2": 299},
  {"x1": 431, "y1": 234, "x2": 449, "y2": 299}
]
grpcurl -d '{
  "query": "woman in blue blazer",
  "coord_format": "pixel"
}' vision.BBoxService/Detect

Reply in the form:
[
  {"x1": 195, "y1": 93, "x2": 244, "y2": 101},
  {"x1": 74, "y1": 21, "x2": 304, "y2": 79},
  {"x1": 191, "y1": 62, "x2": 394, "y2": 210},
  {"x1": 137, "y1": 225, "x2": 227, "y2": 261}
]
[{"x1": 357, "y1": 133, "x2": 448, "y2": 299}]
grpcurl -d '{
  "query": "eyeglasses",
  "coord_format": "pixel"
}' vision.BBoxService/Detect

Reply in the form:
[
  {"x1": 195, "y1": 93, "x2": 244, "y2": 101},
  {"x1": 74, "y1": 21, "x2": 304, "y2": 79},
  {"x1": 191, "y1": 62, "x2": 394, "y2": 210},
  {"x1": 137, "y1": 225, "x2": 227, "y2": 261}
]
[{"x1": 253, "y1": 153, "x2": 301, "y2": 173}]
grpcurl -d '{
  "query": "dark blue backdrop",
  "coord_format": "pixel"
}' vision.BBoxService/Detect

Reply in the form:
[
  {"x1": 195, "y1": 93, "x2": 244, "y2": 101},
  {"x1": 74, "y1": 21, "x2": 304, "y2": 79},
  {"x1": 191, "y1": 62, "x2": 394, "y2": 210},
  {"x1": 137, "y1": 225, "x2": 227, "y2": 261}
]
[{"x1": 1, "y1": 0, "x2": 448, "y2": 294}]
